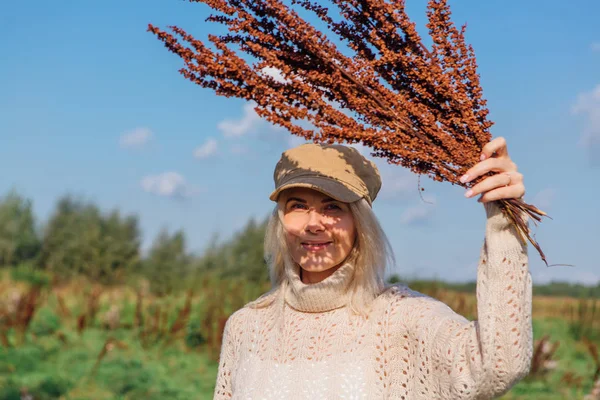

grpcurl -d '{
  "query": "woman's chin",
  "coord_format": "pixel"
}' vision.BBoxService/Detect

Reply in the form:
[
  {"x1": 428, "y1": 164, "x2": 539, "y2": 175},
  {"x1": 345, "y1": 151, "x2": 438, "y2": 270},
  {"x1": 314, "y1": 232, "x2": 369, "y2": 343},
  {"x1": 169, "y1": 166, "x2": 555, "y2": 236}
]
[
  {"x1": 300, "y1": 264, "x2": 332, "y2": 272},
  {"x1": 298, "y1": 260, "x2": 340, "y2": 273}
]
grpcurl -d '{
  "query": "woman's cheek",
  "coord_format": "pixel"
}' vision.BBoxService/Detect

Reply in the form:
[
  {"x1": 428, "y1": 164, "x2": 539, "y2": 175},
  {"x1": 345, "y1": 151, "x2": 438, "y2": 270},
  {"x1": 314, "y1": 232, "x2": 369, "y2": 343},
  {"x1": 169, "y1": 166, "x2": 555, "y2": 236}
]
[{"x1": 287, "y1": 226, "x2": 304, "y2": 241}]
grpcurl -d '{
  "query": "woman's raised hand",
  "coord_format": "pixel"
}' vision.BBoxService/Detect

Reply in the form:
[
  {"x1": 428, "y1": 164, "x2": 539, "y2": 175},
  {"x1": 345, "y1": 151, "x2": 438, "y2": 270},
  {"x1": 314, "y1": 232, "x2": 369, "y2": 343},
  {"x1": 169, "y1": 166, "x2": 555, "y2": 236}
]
[{"x1": 460, "y1": 137, "x2": 526, "y2": 203}]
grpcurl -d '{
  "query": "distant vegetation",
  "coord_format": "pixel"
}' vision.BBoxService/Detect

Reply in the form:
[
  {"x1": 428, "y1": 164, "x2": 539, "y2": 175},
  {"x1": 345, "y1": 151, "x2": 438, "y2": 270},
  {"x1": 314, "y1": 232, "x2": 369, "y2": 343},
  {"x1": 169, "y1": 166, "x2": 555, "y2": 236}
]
[
  {"x1": 1, "y1": 189, "x2": 597, "y2": 297},
  {"x1": 0, "y1": 190, "x2": 270, "y2": 296},
  {"x1": 1, "y1": 189, "x2": 599, "y2": 399},
  {"x1": 388, "y1": 277, "x2": 600, "y2": 299}
]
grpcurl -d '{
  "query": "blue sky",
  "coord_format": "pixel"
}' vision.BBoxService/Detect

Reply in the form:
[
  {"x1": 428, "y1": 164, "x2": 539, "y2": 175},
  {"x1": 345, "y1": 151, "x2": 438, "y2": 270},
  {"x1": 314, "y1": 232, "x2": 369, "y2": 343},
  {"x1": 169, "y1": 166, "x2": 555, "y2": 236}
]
[{"x1": 1, "y1": 0, "x2": 599, "y2": 284}]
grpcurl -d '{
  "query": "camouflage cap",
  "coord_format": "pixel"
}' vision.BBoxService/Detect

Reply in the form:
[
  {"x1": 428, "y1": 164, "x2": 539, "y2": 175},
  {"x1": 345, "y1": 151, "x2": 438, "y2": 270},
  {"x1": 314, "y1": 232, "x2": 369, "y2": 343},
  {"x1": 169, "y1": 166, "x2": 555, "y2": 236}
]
[{"x1": 269, "y1": 143, "x2": 382, "y2": 206}]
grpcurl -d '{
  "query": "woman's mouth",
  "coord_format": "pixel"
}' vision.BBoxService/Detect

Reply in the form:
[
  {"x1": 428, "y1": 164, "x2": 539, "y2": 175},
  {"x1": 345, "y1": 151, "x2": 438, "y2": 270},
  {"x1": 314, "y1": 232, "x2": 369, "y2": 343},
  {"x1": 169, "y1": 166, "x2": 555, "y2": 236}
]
[{"x1": 301, "y1": 242, "x2": 332, "y2": 252}]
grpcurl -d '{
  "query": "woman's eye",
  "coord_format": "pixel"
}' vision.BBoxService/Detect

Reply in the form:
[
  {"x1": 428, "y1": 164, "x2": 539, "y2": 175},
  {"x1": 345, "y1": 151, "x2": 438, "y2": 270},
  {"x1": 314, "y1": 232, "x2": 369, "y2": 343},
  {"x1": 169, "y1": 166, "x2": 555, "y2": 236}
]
[
  {"x1": 290, "y1": 203, "x2": 307, "y2": 210},
  {"x1": 325, "y1": 204, "x2": 342, "y2": 211}
]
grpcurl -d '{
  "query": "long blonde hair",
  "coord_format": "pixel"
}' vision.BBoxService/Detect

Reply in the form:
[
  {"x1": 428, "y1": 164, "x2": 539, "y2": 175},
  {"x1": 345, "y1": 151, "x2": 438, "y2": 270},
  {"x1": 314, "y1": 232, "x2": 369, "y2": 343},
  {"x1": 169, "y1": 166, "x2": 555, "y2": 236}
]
[{"x1": 252, "y1": 198, "x2": 395, "y2": 316}]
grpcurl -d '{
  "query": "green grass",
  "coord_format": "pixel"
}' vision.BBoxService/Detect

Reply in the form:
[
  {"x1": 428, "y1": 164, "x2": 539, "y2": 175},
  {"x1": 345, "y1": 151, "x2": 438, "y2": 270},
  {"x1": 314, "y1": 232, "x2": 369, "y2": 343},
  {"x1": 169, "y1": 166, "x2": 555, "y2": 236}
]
[
  {"x1": 0, "y1": 327, "x2": 218, "y2": 400},
  {"x1": 2, "y1": 317, "x2": 597, "y2": 399},
  {"x1": 500, "y1": 317, "x2": 598, "y2": 400},
  {"x1": 1, "y1": 280, "x2": 598, "y2": 400}
]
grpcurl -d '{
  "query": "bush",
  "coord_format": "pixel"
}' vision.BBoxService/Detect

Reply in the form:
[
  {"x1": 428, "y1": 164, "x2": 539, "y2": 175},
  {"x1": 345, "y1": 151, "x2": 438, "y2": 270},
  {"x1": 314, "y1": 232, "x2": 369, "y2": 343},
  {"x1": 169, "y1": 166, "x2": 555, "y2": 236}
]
[
  {"x1": 32, "y1": 376, "x2": 73, "y2": 400},
  {"x1": 10, "y1": 263, "x2": 50, "y2": 287},
  {"x1": 30, "y1": 308, "x2": 61, "y2": 336},
  {"x1": 0, "y1": 381, "x2": 21, "y2": 400},
  {"x1": 185, "y1": 320, "x2": 206, "y2": 349},
  {"x1": 96, "y1": 359, "x2": 152, "y2": 396}
]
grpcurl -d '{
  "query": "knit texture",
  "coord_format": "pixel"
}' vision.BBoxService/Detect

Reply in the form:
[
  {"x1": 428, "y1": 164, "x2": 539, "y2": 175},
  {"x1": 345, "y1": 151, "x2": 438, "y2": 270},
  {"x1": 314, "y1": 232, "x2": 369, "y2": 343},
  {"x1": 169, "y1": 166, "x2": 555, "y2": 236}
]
[{"x1": 214, "y1": 203, "x2": 533, "y2": 399}]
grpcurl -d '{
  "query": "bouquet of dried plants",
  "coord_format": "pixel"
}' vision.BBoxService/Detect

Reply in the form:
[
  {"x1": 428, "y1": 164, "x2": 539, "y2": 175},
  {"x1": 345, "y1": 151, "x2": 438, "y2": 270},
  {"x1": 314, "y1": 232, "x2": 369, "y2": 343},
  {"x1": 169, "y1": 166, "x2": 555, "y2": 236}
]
[{"x1": 148, "y1": 0, "x2": 548, "y2": 263}]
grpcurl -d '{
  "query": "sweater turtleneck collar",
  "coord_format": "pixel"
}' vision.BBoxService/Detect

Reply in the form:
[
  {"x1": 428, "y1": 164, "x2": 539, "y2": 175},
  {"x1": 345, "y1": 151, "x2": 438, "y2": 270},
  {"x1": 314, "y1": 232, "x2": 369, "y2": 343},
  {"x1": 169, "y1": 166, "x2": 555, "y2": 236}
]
[{"x1": 284, "y1": 262, "x2": 355, "y2": 312}]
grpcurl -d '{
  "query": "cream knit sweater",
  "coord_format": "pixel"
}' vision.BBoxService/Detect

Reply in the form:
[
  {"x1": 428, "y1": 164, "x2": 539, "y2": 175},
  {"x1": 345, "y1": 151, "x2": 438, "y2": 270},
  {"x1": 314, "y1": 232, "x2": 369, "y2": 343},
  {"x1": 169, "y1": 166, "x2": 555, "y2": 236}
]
[{"x1": 214, "y1": 203, "x2": 533, "y2": 399}]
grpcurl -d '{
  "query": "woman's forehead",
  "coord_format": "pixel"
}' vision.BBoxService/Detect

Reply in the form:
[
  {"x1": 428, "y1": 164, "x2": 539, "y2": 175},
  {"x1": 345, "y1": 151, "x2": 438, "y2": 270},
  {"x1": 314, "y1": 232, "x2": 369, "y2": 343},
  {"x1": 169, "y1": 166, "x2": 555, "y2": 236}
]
[{"x1": 281, "y1": 187, "x2": 335, "y2": 202}]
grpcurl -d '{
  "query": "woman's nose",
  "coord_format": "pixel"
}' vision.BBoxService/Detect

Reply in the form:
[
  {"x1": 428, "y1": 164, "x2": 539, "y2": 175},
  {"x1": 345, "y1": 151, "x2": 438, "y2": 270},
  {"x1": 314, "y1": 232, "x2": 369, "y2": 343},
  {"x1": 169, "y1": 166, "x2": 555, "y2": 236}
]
[{"x1": 305, "y1": 210, "x2": 325, "y2": 232}]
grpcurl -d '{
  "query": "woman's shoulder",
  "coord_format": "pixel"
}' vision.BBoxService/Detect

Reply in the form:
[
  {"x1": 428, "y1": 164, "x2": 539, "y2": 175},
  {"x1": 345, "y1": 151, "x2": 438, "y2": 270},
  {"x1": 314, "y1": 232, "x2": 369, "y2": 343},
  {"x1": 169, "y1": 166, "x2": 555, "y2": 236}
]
[
  {"x1": 375, "y1": 283, "x2": 455, "y2": 314},
  {"x1": 377, "y1": 282, "x2": 430, "y2": 301}
]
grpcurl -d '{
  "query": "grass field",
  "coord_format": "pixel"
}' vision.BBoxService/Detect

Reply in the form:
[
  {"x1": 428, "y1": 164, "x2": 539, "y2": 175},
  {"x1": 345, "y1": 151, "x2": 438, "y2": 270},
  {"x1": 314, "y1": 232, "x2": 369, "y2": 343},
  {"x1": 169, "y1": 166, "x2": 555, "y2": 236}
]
[{"x1": 1, "y1": 276, "x2": 598, "y2": 399}]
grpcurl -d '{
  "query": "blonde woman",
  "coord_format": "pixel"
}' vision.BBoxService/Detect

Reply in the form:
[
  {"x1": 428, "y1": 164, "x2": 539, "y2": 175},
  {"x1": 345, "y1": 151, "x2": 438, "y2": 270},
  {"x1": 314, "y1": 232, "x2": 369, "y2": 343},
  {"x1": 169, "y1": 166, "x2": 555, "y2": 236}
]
[{"x1": 214, "y1": 138, "x2": 532, "y2": 400}]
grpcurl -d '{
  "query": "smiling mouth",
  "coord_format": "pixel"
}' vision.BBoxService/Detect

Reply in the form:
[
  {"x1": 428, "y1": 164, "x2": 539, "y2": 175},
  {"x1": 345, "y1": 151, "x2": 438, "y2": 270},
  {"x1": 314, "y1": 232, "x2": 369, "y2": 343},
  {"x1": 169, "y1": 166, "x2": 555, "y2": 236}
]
[{"x1": 301, "y1": 242, "x2": 332, "y2": 251}]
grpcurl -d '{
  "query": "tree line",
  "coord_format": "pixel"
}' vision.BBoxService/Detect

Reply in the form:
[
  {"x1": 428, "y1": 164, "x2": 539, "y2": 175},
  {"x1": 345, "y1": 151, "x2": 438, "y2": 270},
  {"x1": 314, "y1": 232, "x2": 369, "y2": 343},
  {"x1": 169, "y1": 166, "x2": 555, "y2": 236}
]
[
  {"x1": 0, "y1": 190, "x2": 270, "y2": 294},
  {"x1": 1, "y1": 190, "x2": 597, "y2": 298}
]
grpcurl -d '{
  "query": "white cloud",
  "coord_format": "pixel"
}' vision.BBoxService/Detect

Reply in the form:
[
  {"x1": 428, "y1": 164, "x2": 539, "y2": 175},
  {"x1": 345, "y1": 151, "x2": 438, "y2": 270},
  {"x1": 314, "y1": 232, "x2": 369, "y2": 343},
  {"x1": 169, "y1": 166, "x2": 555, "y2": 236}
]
[
  {"x1": 591, "y1": 42, "x2": 600, "y2": 52},
  {"x1": 572, "y1": 84, "x2": 600, "y2": 162},
  {"x1": 380, "y1": 174, "x2": 416, "y2": 200},
  {"x1": 193, "y1": 138, "x2": 218, "y2": 159},
  {"x1": 140, "y1": 172, "x2": 196, "y2": 198},
  {"x1": 400, "y1": 204, "x2": 434, "y2": 225},
  {"x1": 218, "y1": 102, "x2": 262, "y2": 138},
  {"x1": 376, "y1": 166, "x2": 425, "y2": 201},
  {"x1": 399, "y1": 196, "x2": 436, "y2": 225},
  {"x1": 261, "y1": 66, "x2": 291, "y2": 84},
  {"x1": 120, "y1": 127, "x2": 152, "y2": 149},
  {"x1": 532, "y1": 188, "x2": 556, "y2": 211}
]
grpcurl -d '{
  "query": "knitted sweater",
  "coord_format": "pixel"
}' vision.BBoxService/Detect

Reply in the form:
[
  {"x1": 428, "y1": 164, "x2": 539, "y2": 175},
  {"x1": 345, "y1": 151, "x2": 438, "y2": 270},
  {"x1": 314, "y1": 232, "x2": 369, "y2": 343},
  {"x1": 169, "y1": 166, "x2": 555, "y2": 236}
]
[{"x1": 214, "y1": 203, "x2": 533, "y2": 399}]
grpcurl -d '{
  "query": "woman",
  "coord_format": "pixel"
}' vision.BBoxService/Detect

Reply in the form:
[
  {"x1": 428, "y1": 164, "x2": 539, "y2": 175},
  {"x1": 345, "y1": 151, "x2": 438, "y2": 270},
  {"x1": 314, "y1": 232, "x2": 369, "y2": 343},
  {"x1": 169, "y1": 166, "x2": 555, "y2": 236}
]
[{"x1": 214, "y1": 138, "x2": 532, "y2": 400}]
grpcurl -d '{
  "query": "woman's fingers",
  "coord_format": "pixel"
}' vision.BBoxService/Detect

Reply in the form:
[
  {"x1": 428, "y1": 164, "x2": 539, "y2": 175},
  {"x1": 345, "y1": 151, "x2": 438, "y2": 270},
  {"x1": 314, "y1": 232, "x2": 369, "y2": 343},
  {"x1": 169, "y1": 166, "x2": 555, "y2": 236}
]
[
  {"x1": 460, "y1": 137, "x2": 525, "y2": 202},
  {"x1": 465, "y1": 172, "x2": 523, "y2": 198},
  {"x1": 477, "y1": 182, "x2": 526, "y2": 203},
  {"x1": 480, "y1": 136, "x2": 509, "y2": 161},
  {"x1": 460, "y1": 157, "x2": 517, "y2": 184}
]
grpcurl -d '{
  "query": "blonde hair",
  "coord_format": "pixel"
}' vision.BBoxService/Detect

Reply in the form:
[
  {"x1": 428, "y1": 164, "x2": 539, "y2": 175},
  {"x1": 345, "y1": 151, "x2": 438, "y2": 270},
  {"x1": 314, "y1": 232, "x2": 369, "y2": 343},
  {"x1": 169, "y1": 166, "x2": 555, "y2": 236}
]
[{"x1": 252, "y1": 198, "x2": 395, "y2": 316}]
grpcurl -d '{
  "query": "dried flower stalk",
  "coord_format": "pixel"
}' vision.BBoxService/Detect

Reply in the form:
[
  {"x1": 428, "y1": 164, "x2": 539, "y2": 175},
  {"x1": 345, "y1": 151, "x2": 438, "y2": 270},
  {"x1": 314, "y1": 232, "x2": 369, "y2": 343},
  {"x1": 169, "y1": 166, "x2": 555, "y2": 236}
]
[
  {"x1": 170, "y1": 289, "x2": 193, "y2": 336},
  {"x1": 149, "y1": 0, "x2": 549, "y2": 263}
]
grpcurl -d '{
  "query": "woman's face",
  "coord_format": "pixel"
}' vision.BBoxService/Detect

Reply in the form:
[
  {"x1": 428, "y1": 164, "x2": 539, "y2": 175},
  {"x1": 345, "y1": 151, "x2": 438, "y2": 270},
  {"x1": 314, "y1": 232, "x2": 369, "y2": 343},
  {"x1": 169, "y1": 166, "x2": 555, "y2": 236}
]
[{"x1": 279, "y1": 187, "x2": 357, "y2": 280}]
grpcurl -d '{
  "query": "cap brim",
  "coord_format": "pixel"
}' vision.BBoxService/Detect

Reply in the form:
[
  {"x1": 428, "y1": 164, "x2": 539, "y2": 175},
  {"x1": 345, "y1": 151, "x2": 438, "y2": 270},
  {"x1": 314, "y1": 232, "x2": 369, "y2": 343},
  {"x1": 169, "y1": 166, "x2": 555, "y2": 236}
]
[{"x1": 269, "y1": 176, "x2": 362, "y2": 204}]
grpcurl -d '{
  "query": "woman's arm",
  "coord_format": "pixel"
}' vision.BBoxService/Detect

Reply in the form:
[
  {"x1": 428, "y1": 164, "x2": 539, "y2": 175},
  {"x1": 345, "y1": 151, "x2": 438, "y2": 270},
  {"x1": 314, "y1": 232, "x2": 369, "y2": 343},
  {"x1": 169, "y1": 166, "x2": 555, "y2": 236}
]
[
  {"x1": 401, "y1": 138, "x2": 533, "y2": 399},
  {"x1": 475, "y1": 201, "x2": 533, "y2": 396},
  {"x1": 463, "y1": 137, "x2": 534, "y2": 396},
  {"x1": 402, "y1": 203, "x2": 532, "y2": 399}
]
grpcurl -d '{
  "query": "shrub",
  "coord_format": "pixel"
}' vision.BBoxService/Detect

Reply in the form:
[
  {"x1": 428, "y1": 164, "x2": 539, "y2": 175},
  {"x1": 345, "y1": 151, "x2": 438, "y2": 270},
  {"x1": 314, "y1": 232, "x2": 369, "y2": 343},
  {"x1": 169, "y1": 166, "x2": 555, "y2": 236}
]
[
  {"x1": 29, "y1": 307, "x2": 61, "y2": 336},
  {"x1": 10, "y1": 263, "x2": 50, "y2": 288}
]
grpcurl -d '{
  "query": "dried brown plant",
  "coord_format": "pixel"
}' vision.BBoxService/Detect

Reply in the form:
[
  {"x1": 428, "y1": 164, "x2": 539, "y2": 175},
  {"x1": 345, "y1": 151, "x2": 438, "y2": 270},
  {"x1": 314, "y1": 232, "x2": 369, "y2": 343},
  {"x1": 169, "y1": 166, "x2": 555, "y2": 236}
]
[
  {"x1": 149, "y1": 0, "x2": 549, "y2": 262},
  {"x1": 529, "y1": 335, "x2": 559, "y2": 377},
  {"x1": 135, "y1": 289, "x2": 144, "y2": 328},
  {"x1": 152, "y1": 304, "x2": 161, "y2": 334},
  {"x1": 56, "y1": 330, "x2": 68, "y2": 345},
  {"x1": 91, "y1": 337, "x2": 128, "y2": 376},
  {"x1": 14, "y1": 286, "x2": 41, "y2": 342},
  {"x1": 77, "y1": 313, "x2": 87, "y2": 335},
  {"x1": 583, "y1": 336, "x2": 600, "y2": 381},
  {"x1": 161, "y1": 306, "x2": 171, "y2": 336},
  {"x1": 560, "y1": 371, "x2": 584, "y2": 390},
  {"x1": 87, "y1": 286, "x2": 103, "y2": 322},
  {"x1": 170, "y1": 289, "x2": 193, "y2": 336},
  {"x1": 55, "y1": 291, "x2": 71, "y2": 318}
]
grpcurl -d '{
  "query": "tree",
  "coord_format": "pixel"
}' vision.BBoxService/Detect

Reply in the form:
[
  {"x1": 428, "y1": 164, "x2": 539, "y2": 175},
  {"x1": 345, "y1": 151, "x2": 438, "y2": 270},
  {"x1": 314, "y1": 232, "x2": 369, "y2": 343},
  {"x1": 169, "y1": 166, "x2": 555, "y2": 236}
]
[
  {"x1": 143, "y1": 228, "x2": 190, "y2": 295},
  {"x1": 39, "y1": 196, "x2": 140, "y2": 283},
  {"x1": 194, "y1": 218, "x2": 269, "y2": 283},
  {"x1": 97, "y1": 210, "x2": 142, "y2": 281},
  {"x1": 0, "y1": 191, "x2": 40, "y2": 266}
]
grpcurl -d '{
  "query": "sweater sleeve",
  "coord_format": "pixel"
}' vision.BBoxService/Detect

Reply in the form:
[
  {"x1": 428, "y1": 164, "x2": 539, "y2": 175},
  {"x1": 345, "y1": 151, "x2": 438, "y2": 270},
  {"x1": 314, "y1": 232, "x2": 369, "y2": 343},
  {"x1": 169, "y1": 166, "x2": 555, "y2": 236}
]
[
  {"x1": 213, "y1": 313, "x2": 239, "y2": 399},
  {"x1": 409, "y1": 202, "x2": 533, "y2": 399}
]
